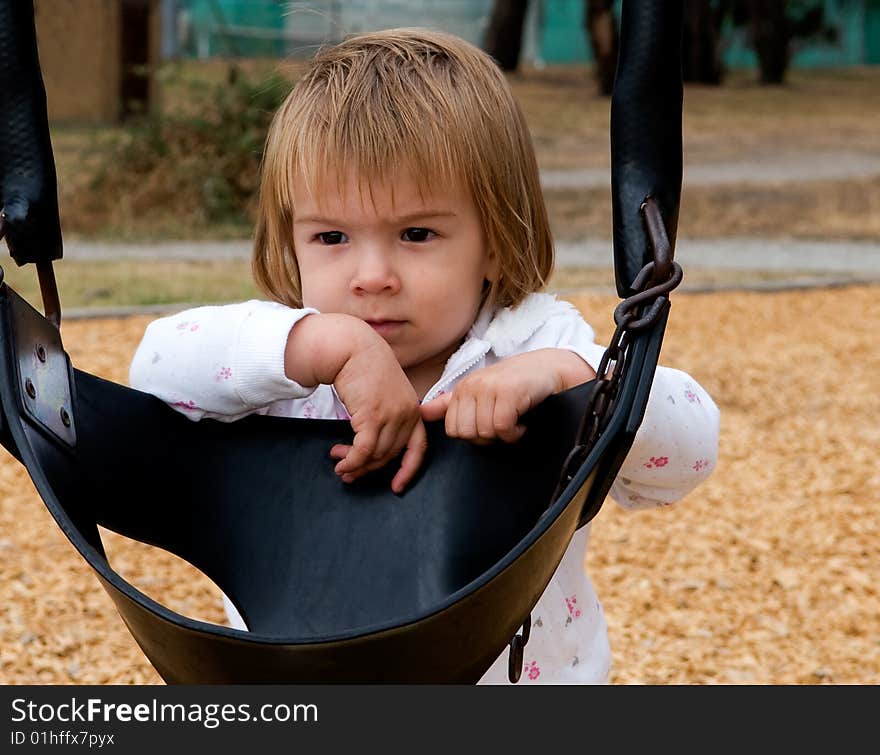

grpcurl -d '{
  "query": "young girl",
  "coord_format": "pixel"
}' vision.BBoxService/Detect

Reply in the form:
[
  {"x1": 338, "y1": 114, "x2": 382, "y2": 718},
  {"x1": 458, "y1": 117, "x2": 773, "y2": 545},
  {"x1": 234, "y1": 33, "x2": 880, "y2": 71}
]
[{"x1": 129, "y1": 28, "x2": 719, "y2": 684}]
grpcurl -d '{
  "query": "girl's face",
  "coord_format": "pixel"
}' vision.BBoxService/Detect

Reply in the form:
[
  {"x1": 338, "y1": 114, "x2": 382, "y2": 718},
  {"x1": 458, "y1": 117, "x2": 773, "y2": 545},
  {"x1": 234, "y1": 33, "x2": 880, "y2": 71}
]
[{"x1": 292, "y1": 168, "x2": 497, "y2": 396}]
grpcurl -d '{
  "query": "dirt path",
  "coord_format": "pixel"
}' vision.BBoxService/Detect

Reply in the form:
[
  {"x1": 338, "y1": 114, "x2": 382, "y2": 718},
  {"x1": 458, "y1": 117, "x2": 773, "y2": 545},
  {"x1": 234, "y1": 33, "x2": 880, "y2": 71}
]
[{"x1": 541, "y1": 150, "x2": 880, "y2": 190}]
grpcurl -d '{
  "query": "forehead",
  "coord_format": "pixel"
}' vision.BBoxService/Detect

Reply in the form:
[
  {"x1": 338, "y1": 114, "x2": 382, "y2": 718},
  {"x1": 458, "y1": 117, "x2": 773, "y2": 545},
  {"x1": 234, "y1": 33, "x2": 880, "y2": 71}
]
[{"x1": 292, "y1": 166, "x2": 472, "y2": 220}]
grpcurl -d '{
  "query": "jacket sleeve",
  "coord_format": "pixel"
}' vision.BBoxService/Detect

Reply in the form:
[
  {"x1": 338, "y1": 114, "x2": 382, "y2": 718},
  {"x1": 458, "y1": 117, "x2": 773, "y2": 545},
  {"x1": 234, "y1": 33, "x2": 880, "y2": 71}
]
[
  {"x1": 607, "y1": 366, "x2": 719, "y2": 510},
  {"x1": 503, "y1": 294, "x2": 720, "y2": 509},
  {"x1": 128, "y1": 299, "x2": 320, "y2": 422}
]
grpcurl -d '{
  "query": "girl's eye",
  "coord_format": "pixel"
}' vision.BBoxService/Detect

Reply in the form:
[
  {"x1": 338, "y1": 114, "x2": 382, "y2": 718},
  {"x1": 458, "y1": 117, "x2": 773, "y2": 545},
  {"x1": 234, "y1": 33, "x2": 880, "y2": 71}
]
[
  {"x1": 401, "y1": 227, "x2": 435, "y2": 243},
  {"x1": 316, "y1": 231, "x2": 348, "y2": 245}
]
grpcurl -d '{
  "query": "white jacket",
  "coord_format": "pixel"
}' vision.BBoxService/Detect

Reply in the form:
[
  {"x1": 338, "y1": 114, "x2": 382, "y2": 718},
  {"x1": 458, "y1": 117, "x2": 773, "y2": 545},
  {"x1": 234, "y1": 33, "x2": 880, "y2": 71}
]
[{"x1": 130, "y1": 292, "x2": 719, "y2": 684}]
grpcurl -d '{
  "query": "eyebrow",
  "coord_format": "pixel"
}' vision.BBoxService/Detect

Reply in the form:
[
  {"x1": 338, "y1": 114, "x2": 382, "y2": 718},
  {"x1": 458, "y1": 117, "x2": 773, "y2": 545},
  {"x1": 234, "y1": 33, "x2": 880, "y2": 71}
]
[{"x1": 294, "y1": 210, "x2": 458, "y2": 225}]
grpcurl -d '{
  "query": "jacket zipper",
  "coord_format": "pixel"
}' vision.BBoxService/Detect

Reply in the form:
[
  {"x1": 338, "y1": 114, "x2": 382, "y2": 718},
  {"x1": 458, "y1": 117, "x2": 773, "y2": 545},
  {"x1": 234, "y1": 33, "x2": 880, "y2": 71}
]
[{"x1": 421, "y1": 347, "x2": 490, "y2": 404}]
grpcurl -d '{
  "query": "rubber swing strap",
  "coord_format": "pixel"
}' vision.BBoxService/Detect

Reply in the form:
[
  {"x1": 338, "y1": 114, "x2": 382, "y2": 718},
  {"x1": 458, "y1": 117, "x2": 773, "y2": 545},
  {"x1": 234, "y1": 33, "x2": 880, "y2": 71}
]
[
  {"x1": 0, "y1": 0, "x2": 63, "y2": 267},
  {"x1": 611, "y1": 0, "x2": 683, "y2": 296}
]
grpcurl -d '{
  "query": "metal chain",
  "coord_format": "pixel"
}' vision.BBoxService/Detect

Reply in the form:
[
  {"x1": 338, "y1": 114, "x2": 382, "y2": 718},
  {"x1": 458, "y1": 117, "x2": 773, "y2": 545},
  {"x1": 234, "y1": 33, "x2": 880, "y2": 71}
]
[
  {"x1": 507, "y1": 198, "x2": 682, "y2": 684},
  {"x1": 550, "y1": 199, "x2": 683, "y2": 505}
]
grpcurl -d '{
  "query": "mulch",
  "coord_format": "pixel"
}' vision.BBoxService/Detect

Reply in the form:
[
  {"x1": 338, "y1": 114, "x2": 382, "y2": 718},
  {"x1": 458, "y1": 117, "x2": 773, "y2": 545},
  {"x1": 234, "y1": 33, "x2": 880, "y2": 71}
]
[{"x1": 1, "y1": 285, "x2": 877, "y2": 684}]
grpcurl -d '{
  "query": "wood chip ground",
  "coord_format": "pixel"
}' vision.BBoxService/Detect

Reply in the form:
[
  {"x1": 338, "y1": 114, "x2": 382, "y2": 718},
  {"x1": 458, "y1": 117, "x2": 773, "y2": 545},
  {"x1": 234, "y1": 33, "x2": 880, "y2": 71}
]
[{"x1": 1, "y1": 286, "x2": 877, "y2": 684}]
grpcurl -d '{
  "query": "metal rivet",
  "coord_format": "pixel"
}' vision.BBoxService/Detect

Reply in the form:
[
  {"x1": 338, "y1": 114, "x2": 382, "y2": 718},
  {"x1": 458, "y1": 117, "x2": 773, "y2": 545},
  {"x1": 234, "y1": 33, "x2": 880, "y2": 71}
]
[
  {"x1": 25, "y1": 378, "x2": 36, "y2": 399},
  {"x1": 36, "y1": 344, "x2": 47, "y2": 362},
  {"x1": 60, "y1": 407, "x2": 71, "y2": 428}
]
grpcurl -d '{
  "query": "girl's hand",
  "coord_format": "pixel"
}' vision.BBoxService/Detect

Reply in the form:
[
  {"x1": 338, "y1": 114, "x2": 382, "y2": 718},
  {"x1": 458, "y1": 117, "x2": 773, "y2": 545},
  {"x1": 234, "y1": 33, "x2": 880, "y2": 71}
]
[
  {"x1": 285, "y1": 314, "x2": 426, "y2": 494},
  {"x1": 329, "y1": 334, "x2": 427, "y2": 494},
  {"x1": 420, "y1": 349, "x2": 594, "y2": 444}
]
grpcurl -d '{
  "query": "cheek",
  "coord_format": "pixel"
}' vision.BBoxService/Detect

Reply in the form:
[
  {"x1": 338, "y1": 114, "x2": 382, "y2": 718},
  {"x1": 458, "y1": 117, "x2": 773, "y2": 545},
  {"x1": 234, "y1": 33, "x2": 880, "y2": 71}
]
[
  {"x1": 416, "y1": 266, "x2": 483, "y2": 308},
  {"x1": 296, "y1": 257, "x2": 342, "y2": 309},
  {"x1": 303, "y1": 291, "x2": 339, "y2": 312},
  {"x1": 419, "y1": 269, "x2": 484, "y2": 330}
]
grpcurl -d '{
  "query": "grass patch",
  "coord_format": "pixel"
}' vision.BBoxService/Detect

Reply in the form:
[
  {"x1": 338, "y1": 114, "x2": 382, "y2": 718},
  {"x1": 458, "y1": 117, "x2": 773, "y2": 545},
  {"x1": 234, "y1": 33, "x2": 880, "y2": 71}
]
[
  {"x1": 1, "y1": 259, "x2": 261, "y2": 310},
  {"x1": 56, "y1": 62, "x2": 291, "y2": 242}
]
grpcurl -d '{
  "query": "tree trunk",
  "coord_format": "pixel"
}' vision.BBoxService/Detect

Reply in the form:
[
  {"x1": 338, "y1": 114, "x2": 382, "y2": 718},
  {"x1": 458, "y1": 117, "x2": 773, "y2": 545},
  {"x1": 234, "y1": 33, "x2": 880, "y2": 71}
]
[
  {"x1": 584, "y1": 0, "x2": 619, "y2": 95},
  {"x1": 747, "y1": 0, "x2": 789, "y2": 84},
  {"x1": 483, "y1": 0, "x2": 530, "y2": 71},
  {"x1": 682, "y1": 0, "x2": 724, "y2": 84}
]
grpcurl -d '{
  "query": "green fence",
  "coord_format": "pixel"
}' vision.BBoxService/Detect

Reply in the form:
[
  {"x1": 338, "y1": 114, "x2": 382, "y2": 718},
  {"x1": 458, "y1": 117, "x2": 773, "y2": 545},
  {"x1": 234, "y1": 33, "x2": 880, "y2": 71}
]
[
  {"x1": 539, "y1": 0, "x2": 877, "y2": 67},
  {"x1": 184, "y1": 0, "x2": 286, "y2": 57},
  {"x1": 175, "y1": 0, "x2": 879, "y2": 66},
  {"x1": 867, "y1": 0, "x2": 880, "y2": 63}
]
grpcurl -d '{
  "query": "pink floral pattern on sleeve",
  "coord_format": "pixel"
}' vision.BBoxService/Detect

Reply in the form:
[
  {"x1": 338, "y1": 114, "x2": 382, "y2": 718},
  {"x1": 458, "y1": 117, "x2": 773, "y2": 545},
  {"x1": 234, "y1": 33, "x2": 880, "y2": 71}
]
[
  {"x1": 644, "y1": 456, "x2": 669, "y2": 469},
  {"x1": 524, "y1": 660, "x2": 540, "y2": 681},
  {"x1": 171, "y1": 400, "x2": 199, "y2": 412},
  {"x1": 175, "y1": 321, "x2": 200, "y2": 334},
  {"x1": 216, "y1": 367, "x2": 232, "y2": 382}
]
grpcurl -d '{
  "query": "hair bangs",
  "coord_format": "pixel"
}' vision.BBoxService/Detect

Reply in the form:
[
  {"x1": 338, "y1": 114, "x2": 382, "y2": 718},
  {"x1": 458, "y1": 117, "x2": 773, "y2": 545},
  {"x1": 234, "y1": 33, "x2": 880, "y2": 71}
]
[{"x1": 277, "y1": 86, "x2": 465, "y2": 214}]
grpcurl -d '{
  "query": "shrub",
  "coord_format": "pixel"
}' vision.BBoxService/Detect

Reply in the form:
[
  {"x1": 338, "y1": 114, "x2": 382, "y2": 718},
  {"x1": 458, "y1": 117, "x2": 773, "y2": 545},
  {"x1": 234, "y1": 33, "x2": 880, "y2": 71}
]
[{"x1": 67, "y1": 63, "x2": 291, "y2": 239}]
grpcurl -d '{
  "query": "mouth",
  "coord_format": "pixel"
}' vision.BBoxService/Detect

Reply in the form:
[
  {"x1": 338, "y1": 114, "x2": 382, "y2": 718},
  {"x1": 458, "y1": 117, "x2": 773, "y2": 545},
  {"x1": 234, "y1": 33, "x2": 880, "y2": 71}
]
[{"x1": 365, "y1": 320, "x2": 406, "y2": 337}]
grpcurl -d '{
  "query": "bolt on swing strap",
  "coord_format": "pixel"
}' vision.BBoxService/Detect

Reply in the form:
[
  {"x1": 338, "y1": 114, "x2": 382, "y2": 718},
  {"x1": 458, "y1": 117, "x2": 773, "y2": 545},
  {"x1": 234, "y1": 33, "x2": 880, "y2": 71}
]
[{"x1": 1, "y1": 283, "x2": 76, "y2": 448}]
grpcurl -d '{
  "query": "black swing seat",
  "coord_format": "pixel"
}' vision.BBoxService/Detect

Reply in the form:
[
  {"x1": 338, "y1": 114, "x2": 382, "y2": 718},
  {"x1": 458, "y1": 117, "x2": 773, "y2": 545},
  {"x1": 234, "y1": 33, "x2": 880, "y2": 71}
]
[
  {"x1": 0, "y1": 0, "x2": 683, "y2": 683},
  {"x1": 0, "y1": 281, "x2": 665, "y2": 683}
]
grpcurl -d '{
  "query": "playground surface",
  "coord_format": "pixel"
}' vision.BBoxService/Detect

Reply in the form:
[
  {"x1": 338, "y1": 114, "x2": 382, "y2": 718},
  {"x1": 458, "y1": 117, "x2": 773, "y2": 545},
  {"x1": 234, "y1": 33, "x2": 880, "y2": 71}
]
[{"x1": 0, "y1": 284, "x2": 876, "y2": 685}]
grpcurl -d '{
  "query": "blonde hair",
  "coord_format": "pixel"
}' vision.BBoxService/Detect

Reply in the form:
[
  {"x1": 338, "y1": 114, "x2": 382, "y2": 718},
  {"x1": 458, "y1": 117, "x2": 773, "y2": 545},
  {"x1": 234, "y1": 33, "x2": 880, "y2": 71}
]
[{"x1": 253, "y1": 27, "x2": 554, "y2": 310}]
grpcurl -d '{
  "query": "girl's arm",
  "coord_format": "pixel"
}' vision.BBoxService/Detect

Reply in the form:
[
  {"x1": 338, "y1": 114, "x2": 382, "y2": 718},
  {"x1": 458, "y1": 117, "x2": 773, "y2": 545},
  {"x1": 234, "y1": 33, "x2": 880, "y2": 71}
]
[
  {"x1": 130, "y1": 300, "x2": 428, "y2": 493},
  {"x1": 608, "y1": 366, "x2": 719, "y2": 510},
  {"x1": 517, "y1": 297, "x2": 720, "y2": 509},
  {"x1": 423, "y1": 294, "x2": 719, "y2": 507},
  {"x1": 129, "y1": 300, "x2": 320, "y2": 421}
]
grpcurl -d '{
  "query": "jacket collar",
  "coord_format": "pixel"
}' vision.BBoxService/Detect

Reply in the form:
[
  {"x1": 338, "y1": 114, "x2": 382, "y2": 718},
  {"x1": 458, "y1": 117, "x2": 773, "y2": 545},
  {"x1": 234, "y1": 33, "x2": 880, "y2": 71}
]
[
  {"x1": 424, "y1": 293, "x2": 562, "y2": 401},
  {"x1": 468, "y1": 292, "x2": 564, "y2": 355}
]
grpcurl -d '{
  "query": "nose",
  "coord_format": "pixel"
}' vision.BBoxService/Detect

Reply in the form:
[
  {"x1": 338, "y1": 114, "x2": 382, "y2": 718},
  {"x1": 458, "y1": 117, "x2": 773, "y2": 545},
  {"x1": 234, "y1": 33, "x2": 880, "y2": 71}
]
[{"x1": 350, "y1": 244, "x2": 401, "y2": 296}]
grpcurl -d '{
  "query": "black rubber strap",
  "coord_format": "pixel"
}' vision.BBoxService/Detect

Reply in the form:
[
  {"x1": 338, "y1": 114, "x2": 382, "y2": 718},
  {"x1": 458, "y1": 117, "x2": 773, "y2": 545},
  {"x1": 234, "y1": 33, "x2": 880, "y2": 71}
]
[
  {"x1": 611, "y1": 0, "x2": 683, "y2": 296},
  {"x1": 0, "y1": 0, "x2": 63, "y2": 266}
]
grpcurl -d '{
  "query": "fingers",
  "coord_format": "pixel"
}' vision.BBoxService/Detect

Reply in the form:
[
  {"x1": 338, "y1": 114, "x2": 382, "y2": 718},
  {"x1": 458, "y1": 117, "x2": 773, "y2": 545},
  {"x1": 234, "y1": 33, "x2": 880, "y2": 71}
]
[
  {"x1": 330, "y1": 376, "x2": 529, "y2": 491},
  {"x1": 493, "y1": 399, "x2": 526, "y2": 443},
  {"x1": 332, "y1": 414, "x2": 422, "y2": 486},
  {"x1": 443, "y1": 386, "x2": 524, "y2": 445},
  {"x1": 371, "y1": 421, "x2": 404, "y2": 463},
  {"x1": 446, "y1": 392, "x2": 477, "y2": 441},
  {"x1": 419, "y1": 392, "x2": 450, "y2": 422},
  {"x1": 329, "y1": 443, "x2": 350, "y2": 461},
  {"x1": 475, "y1": 392, "x2": 497, "y2": 441},
  {"x1": 391, "y1": 420, "x2": 428, "y2": 495},
  {"x1": 333, "y1": 425, "x2": 379, "y2": 478}
]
